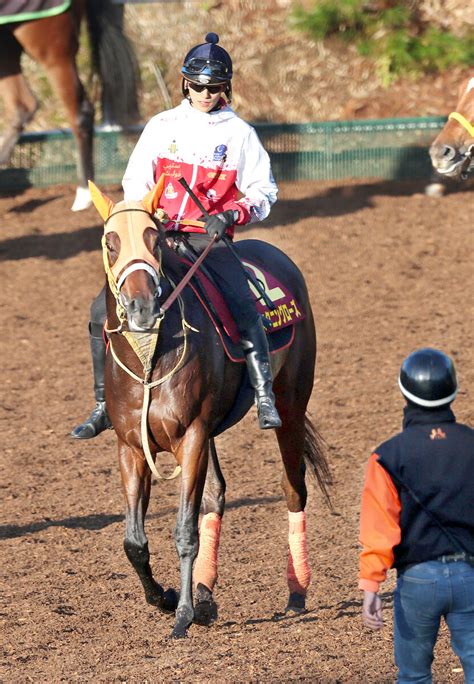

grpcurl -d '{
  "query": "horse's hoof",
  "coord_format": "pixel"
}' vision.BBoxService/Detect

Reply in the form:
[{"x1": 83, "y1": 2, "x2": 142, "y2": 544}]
[
  {"x1": 285, "y1": 591, "x2": 307, "y2": 614},
  {"x1": 170, "y1": 624, "x2": 189, "y2": 639},
  {"x1": 171, "y1": 608, "x2": 192, "y2": 639},
  {"x1": 424, "y1": 182, "x2": 446, "y2": 198},
  {"x1": 71, "y1": 186, "x2": 92, "y2": 212},
  {"x1": 162, "y1": 588, "x2": 179, "y2": 613},
  {"x1": 193, "y1": 599, "x2": 218, "y2": 626},
  {"x1": 193, "y1": 583, "x2": 218, "y2": 626}
]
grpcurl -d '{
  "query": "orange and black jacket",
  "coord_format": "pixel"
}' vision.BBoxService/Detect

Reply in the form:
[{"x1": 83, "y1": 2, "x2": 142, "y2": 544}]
[{"x1": 359, "y1": 405, "x2": 474, "y2": 593}]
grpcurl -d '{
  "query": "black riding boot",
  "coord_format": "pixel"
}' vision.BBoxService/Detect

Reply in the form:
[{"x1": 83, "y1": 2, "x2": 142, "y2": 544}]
[
  {"x1": 241, "y1": 320, "x2": 282, "y2": 430},
  {"x1": 70, "y1": 329, "x2": 112, "y2": 439}
]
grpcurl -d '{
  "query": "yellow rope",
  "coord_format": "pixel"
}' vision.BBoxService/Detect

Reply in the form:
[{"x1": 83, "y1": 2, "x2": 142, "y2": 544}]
[{"x1": 449, "y1": 112, "x2": 474, "y2": 139}]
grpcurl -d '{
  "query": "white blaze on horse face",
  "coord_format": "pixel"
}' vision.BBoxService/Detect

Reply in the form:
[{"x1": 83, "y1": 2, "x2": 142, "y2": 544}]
[
  {"x1": 104, "y1": 200, "x2": 161, "y2": 287},
  {"x1": 466, "y1": 78, "x2": 474, "y2": 94}
]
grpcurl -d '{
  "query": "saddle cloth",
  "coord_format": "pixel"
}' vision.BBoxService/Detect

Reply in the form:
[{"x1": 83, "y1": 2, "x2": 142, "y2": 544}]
[
  {"x1": 0, "y1": 0, "x2": 70, "y2": 24},
  {"x1": 187, "y1": 258, "x2": 305, "y2": 363}
]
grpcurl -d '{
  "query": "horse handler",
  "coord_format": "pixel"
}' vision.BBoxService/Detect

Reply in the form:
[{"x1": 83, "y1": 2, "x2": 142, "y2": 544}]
[{"x1": 358, "y1": 348, "x2": 474, "y2": 683}]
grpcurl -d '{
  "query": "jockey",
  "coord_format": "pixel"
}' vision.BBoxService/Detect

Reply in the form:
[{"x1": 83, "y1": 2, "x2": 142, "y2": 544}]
[{"x1": 71, "y1": 32, "x2": 281, "y2": 440}]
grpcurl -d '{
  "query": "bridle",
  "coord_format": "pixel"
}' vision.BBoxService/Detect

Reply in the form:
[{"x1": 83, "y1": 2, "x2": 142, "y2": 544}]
[
  {"x1": 448, "y1": 111, "x2": 474, "y2": 139},
  {"x1": 445, "y1": 111, "x2": 474, "y2": 177}
]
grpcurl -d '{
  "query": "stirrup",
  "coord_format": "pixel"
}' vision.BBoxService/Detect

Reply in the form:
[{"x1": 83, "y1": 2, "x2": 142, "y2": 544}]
[
  {"x1": 257, "y1": 396, "x2": 282, "y2": 430},
  {"x1": 70, "y1": 401, "x2": 112, "y2": 440}
]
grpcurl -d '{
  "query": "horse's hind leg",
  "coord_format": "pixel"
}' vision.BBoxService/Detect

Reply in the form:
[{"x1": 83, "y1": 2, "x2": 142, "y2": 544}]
[
  {"x1": 193, "y1": 437, "x2": 226, "y2": 627},
  {"x1": 118, "y1": 442, "x2": 177, "y2": 614},
  {"x1": 0, "y1": 32, "x2": 38, "y2": 164},
  {"x1": 275, "y1": 411, "x2": 312, "y2": 614}
]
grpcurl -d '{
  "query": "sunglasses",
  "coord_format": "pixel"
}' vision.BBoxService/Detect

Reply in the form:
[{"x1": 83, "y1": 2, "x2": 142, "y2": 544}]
[{"x1": 187, "y1": 82, "x2": 224, "y2": 94}]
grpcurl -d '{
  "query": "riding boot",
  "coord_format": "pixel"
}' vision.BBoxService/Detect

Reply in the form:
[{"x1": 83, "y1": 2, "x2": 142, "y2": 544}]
[
  {"x1": 70, "y1": 329, "x2": 112, "y2": 439},
  {"x1": 241, "y1": 320, "x2": 282, "y2": 430}
]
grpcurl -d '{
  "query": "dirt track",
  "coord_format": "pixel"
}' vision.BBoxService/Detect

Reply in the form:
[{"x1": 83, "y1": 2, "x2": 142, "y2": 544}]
[{"x1": 1, "y1": 179, "x2": 473, "y2": 683}]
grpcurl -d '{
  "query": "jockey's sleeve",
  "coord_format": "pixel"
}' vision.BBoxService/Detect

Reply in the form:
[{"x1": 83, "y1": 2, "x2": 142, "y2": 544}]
[
  {"x1": 122, "y1": 121, "x2": 157, "y2": 201},
  {"x1": 358, "y1": 452, "x2": 401, "y2": 593},
  {"x1": 233, "y1": 126, "x2": 278, "y2": 225}
]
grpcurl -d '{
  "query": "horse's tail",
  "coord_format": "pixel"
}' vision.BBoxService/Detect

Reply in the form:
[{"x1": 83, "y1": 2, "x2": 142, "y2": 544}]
[
  {"x1": 84, "y1": 0, "x2": 141, "y2": 127},
  {"x1": 303, "y1": 414, "x2": 333, "y2": 509}
]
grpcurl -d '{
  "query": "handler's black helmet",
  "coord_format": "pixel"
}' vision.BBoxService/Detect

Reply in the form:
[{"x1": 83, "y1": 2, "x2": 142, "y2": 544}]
[
  {"x1": 398, "y1": 348, "x2": 458, "y2": 407},
  {"x1": 181, "y1": 32, "x2": 232, "y2": 85}
]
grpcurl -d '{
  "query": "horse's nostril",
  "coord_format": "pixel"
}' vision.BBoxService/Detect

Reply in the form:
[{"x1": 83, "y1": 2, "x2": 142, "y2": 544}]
[{"x1": 441, "y1": 145, "x2": 456, "y2": 161}]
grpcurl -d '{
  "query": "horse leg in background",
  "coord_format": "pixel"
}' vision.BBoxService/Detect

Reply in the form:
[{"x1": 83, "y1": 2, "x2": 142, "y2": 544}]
[
  {"x1": 118, "y1": 441, "x2": 178, "y2": 614},
  {"x1": 425, "y1": 169, "x2": 447, "y2": 197},
  {"x1": 0, "y1": 31, "x2": 38, "y2": 164},
  {"x1": 172, "y1": 426, "x2": 210, "y2": 638},
  {"x1": 193, "y1": 437, "x2": 226, "y2": 627},
  {"x1": 13, "y1": 15, "x2": 94, "y2": 211}
]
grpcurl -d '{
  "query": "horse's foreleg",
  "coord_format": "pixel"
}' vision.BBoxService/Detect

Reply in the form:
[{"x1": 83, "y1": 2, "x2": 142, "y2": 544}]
[
  {"x1": 193, "y1": 437, "x2": 226, "y2": 626},
  {"x1": 276, "y1": 414, "x2": 311, "y2": 614},
  {"x1": 18, "y1": 17, "x2": 94, "y2": 210},
  {"x1": 118, "y1": 441, "x2": 177, "y2": 614},
  {"x1": 172, "y1": 426, "x2": 209, "y2": 638},
  {"x1": 47, "y1": 70, "x2": 94, "y2": 210}
]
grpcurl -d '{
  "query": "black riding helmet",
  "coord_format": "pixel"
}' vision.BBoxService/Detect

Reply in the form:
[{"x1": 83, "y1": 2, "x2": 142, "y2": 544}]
[
  {"x1": 398, "y1": 348, "x2": 458, "y2": 408},
  {"x1": 181, "y1": 33, "x2": 232, "y2": 101}
]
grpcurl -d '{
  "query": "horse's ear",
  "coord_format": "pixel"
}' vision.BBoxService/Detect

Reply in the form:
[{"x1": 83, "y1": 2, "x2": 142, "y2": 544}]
[
  {"x1": 88, "y1": 180, "x2": 115, "y2": 221},
  {"x1": 142, "y1": 174, "x2": 165, "y2": 216}
]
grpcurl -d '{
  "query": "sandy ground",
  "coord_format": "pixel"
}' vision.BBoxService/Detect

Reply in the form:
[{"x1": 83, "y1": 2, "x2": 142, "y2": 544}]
[{"x1": 1, "y1": 178, "x2": 473, "y2": 682}]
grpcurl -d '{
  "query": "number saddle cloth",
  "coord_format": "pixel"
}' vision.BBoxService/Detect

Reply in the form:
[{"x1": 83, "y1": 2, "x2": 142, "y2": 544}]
[{"x1": 182, "y1": 247, "x2": 306, "y2": 436}]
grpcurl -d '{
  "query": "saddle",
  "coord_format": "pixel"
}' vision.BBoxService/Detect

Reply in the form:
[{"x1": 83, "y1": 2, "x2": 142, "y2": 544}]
[
  {"x1": 175, "y1": 240, "x2": 306, "y2": 363},
  {"x1": 0, "y1": 0, "x2": 70, "y2": 24}
]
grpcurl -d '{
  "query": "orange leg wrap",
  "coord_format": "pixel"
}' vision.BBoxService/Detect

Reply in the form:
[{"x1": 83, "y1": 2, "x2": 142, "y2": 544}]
[
  {"x1": 287, "y1": 510, "x2": 311, "y2": 594},
  {"x1": 193, "y1": 512, "x2": 222, "y2": 592}
]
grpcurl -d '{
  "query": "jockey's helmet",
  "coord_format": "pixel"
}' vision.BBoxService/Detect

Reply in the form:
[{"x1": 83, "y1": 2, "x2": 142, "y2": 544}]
[
  {"x1": 181, "y1": 33, "x2": 232, "y2": 85},
  {"x1": 398, "y1": 348, "x2": 458, "y2": 408}
]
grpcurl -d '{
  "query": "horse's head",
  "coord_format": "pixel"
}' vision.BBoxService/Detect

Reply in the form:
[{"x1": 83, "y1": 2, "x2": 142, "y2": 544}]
[
  {"x1": 89, "y1": 178, "x2": 165, "y2": 331},
  {"x1": 430, "y1": 77, "x2": 474, "y2": 180}
]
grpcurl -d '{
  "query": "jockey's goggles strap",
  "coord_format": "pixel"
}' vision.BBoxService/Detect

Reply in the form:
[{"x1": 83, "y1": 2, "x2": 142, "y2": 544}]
[{"x1": 448, "y1": 112, "x2": 474, "y2": 139}]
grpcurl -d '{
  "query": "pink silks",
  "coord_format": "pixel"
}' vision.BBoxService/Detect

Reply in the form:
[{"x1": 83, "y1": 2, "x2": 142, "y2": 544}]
[
  {"x1": 287, "y1": 510, "x2": 311, "y2": 594},
  {"x1": 193, "y1": 512, "x2": 222, "y2": 592}
]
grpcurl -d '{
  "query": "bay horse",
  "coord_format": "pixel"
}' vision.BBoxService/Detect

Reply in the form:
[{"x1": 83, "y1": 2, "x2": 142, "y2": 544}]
[
  {"x1": 429, "y1": 76, "x2": 474, "y2": 181},
  {"x1": 88, "y1": 179, "x2": 331, "y2": 639},
  {"x1": 0, "y1": 0, "x2": 140, "y2": 210}
]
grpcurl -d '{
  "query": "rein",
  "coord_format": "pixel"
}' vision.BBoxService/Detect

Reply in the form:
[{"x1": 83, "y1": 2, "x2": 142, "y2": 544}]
[
  {"x1": 159, "y1": 233, "x2": 217, "y2": 314},
  {"x1": 448, "y1": 112, "x2": 474, "y2": 140}
]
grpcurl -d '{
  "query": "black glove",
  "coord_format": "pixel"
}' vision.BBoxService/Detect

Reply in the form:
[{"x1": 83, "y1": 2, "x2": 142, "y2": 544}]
[{"x1": 204, "y1": 210, "x2": 237, "y2": 242}]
